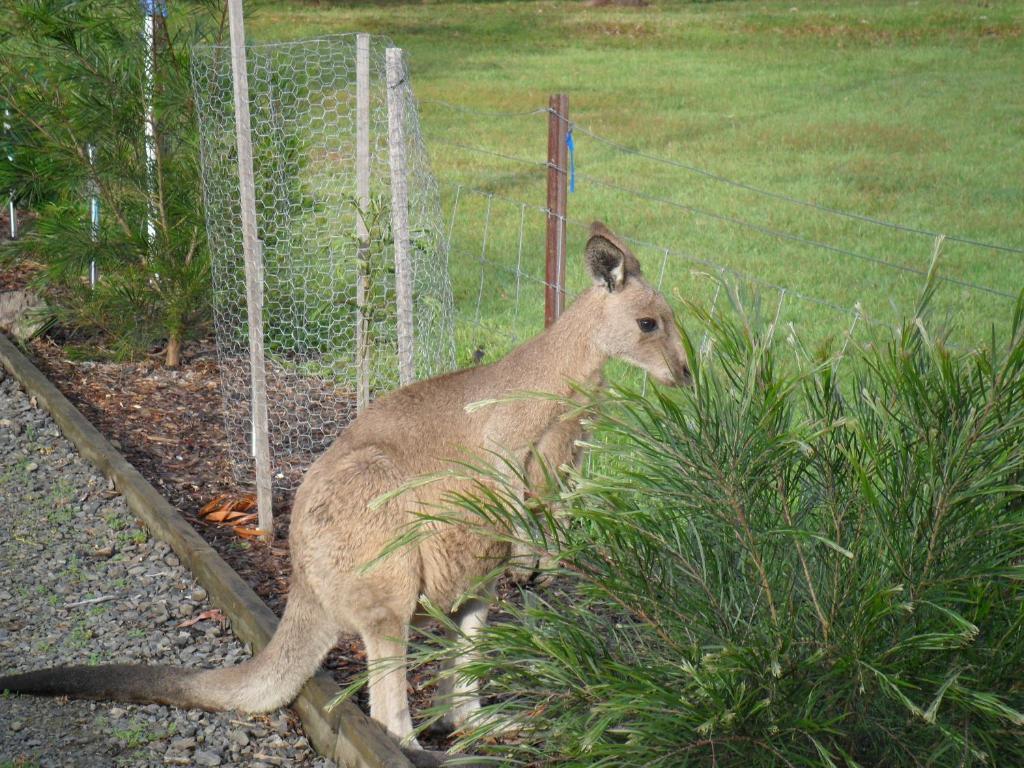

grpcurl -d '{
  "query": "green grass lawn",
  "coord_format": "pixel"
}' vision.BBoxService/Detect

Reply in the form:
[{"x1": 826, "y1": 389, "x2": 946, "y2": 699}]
[{"x1": 248, "y1": 0, "x2": 1024, "y2": 365}]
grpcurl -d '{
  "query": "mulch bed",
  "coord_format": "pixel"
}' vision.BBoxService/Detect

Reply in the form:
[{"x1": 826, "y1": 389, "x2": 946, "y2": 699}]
[{"x1": 25, "y1": 337, "x2": 284, "y2": 598}]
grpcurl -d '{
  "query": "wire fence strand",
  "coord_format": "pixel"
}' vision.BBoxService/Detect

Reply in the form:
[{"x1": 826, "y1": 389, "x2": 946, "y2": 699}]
[
  {"x1": 424, "y1": 98, "x2": 1022, "y2": 255},
  {"x1": 572, "y1": 170, "x2": 1016, "y2": 300},
  {"x1": 548, "y1": 109, "x2": 1024, "y2": 256},
  {"x1": 420, "y1": 99, "x2": 551, "y2": 119},
  {"x1": 430, "y1": 138, "x2": 549, "y2": 171}
]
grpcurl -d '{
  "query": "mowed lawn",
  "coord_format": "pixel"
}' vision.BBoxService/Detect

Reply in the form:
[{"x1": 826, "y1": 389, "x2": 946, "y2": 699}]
[{"x1": 248, "y1": 1, "x2": 1024, "y2": 364}]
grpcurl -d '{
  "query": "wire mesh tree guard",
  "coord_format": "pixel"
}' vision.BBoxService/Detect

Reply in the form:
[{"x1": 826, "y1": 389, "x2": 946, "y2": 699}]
[{"x1": 191, "y1": 33, "x2": 455, "y2": 494}]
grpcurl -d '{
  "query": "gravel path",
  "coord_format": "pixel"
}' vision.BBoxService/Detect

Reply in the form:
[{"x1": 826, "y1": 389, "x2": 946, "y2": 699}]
[{"x1": 0, "y1": 365, "x2": 335, "y2": 767}]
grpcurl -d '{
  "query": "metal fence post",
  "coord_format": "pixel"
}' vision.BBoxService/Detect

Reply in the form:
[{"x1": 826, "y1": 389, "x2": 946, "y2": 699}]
[
  {"x1": 227, "y1": 0, "x2": 273, "y2": 538},
  {"x1": 545, "y1": 93, "x2": 569, "y2": 327},
  {"x1": 386, "y1": 47, "x2": 415, "y2": 387}
]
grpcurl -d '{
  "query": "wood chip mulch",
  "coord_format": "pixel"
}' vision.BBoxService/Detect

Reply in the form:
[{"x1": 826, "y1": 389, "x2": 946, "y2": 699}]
[{"x1": 25, "y1": 336, "x2": 293, "y2": 606}]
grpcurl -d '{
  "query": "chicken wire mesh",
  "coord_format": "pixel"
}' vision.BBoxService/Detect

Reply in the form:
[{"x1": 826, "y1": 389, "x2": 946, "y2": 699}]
[{"x1": 191, "y1": 34, "x2": 455, "y2": 489}]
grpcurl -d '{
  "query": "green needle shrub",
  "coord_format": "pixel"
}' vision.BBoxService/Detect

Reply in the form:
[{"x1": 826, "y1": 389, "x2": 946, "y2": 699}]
[
  {"x1": 0, "y1": 0, "x2": 224, "y2": 366},
  {"x1": 422, "y1": 286, "x2": 1024, "y2": 767}
]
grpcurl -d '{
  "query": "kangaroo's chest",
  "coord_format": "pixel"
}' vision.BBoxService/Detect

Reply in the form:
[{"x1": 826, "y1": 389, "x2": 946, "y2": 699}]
[{"x1": 485, "y1": 394, "x2": 590, "y2": 480}]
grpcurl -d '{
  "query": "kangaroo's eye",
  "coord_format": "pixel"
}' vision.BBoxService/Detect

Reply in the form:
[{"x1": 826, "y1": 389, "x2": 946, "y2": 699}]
[{"x1": 637, "y1": 318, "x2": 658, "y2": 333}]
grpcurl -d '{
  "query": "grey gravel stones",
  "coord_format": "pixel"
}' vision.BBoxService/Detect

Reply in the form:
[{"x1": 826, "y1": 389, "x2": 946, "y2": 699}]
[{"x1": 0, "y1": 365, "x2": 335, "y2": 767}]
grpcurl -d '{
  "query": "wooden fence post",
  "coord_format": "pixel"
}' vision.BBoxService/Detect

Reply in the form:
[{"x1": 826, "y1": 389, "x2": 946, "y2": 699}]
[
  {"x1": 545, "y1": 93, "x2": 569, "y2": 328},
  {"x1": 386, "y1": 47, "x2": 415, "y2": 387},
  {"x1": 355, "y1": 33, "x2": 371, "y2": 411},
  {"x1": 227, "y1": 0, "x2": 273, "y2": 538}
]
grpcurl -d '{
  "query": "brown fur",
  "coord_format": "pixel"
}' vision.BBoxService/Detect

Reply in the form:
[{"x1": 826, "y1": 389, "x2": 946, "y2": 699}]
[{"x1": 0, "y1": 222, "x2": 689, "y2": 748}]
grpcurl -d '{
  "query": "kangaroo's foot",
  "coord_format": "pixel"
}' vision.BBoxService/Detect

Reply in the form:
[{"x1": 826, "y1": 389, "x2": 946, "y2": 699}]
[{"x1": 439, "y1": 696, "x2": 481, "y2": 732}]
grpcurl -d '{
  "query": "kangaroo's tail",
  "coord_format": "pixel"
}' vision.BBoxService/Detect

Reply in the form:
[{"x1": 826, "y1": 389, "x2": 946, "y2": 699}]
[{"x1": 0, "y1": 584, "x2": 338, "y2": 713}]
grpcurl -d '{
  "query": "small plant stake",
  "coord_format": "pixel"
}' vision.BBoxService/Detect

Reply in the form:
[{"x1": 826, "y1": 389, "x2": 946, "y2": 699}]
[
  {"x1": 86, "y1": 143, "x2": 99, "y2": 288},
  {"x1": 545, "y1": 93, "x2": 569, "y2": 327},
  {"x1": 3, "y1": 108, "x2": 16, "y2": 241},
  {"x1": 140, "y1": 0, "x2": 164, "y2": 247}
]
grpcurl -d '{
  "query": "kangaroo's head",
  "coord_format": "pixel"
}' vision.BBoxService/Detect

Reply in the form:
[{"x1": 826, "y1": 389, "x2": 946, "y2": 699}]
[{"x1": 584, "y1": 222, "x2": 691, "y2": 387}]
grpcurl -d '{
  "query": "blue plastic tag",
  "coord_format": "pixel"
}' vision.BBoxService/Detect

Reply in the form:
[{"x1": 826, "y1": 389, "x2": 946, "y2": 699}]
[
  {"x1": 566, "y1": 127, "x2": 575, "y2": 193},
  {"x1": 139, "y1": 0, "x2": 168, "y2": 17}
]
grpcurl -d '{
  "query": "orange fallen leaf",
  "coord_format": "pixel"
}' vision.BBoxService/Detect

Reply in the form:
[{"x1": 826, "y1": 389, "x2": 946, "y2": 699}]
[
  {"x1": 203, "y1": 508, "x2": 236, "y2": 523},
  {"x1": 177, "y1": 608, "x2": 226, "y2": 629},
  {"x1": 199, "y1": 493, "x2": 255, "y2": 518},
  {"x1": 228, "y1": 513, "x2": 258, "y2": 526},
  {"x1": 199, "y1": 493, "x2": 258, "y2": 526},
  {"x1": 199, "y1": 494, "x2": 231, "y2": 516},
  {"x1": 233, "y1": 526, "x2": 269, "y2": 539}
]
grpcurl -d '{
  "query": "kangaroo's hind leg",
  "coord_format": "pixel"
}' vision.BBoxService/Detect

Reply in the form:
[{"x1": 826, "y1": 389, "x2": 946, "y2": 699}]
[
  {"x1": 324, "y1": 559, "x2": 421, "y2": 747},
  {"x1": 293, "y1": 447, "x2": 422, "y2": 745},
  {"x1": 362, "y1": 608, "x2": 418, "y2": 747}
]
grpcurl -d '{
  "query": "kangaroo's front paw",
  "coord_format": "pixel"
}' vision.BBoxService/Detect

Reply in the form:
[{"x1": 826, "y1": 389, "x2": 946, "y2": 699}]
[
  {"x1": 506, "y1": 561, "x2": 538, "y2": 585},
  {"x1": 441, "y1": 696, "x2": 481, "y2": 731},
  {"x1": 507, "y1": 553, "x2": 558, "y2": 587},
  {"x1": 508, "y1": 540, "x2": 559, "y2": 586}
]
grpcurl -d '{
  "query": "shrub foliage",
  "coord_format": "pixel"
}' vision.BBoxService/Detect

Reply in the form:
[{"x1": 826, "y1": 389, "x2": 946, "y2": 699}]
[
  {"x1": 0, "y1": 0, "x2": 223, "y2": 365},
  {"x1": 430, "y1": 289, "x2": 1024, "y2": 766}
]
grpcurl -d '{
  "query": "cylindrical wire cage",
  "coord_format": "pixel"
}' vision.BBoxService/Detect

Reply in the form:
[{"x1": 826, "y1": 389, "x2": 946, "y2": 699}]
[{"x1": 192, "y1": 33, "x2": 455, "y2": 489}]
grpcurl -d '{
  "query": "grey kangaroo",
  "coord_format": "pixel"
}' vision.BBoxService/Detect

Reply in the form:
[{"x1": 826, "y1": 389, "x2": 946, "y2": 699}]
[{"x1": 0, "y1": 222, "x2": 690, "y2": 748}]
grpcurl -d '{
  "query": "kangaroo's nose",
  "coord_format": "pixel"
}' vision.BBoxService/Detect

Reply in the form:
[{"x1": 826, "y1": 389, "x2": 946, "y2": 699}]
[
  {"x1": 670, "y1": 360, "x2": 693, "y2": 388},
  {"x1": 660, "y1": 358, "x2": 692, "y2": 388},
  {"x1": 678, "y1": 364, "x2": 693, "y2": 388}
]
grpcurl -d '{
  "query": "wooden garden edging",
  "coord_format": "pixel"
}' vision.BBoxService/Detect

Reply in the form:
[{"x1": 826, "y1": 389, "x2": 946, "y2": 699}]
[{"x1": 0, "y1": 331, "x2": 415, "y2": 768}]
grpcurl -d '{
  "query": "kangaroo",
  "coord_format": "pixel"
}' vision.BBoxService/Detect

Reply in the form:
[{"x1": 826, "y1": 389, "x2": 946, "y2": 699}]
[{"x1": 0, "y1": 222, "x2": 690, "y2": 749}]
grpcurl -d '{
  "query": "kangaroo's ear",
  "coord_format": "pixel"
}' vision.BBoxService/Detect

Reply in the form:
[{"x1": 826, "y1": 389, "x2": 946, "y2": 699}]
[{"x1": 585, "y1": 221, "x2": 643, "y2": 293}]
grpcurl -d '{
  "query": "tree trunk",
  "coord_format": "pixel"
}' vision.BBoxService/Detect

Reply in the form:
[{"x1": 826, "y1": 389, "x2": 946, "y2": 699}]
[{"x1": 165, "y1": 334, "x2": 181, "y2": 368}]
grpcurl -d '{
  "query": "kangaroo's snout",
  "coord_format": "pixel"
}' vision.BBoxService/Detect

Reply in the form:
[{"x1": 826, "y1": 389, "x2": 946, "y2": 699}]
[
  {"x1": 672, "y1": 339, "x2": 693, "y2": 388},
  {"x1": 670, "y1": 361, "x2": 693, "y2": 388},
  {"x1": 651, "y1": 344, "x2": 692, "y2": 388}
]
